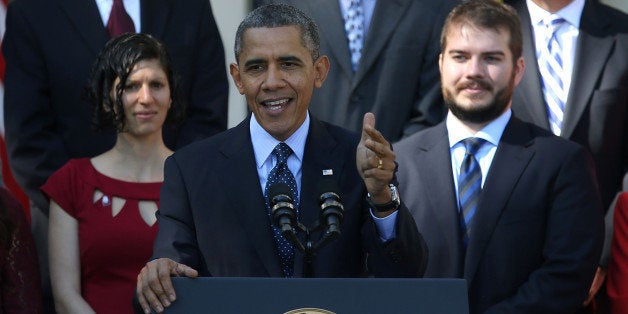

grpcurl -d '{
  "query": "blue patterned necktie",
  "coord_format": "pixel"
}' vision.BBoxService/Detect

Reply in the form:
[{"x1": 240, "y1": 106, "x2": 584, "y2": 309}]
[
  {"x1": 107, "y1": 0, "x2": 135, "y2": 38},
  {"x1": 539, "y1": 16, "x2": 566, "y2": 136},
  {"x1": 343, "y1": 0, "x2": 364, "y2": 72},
  {"x1": 264, "y1": 142, "x2": 299, "y2": 277},
  {"x1": 458, "y1": 138, "x2": 485, "y2": 249}
]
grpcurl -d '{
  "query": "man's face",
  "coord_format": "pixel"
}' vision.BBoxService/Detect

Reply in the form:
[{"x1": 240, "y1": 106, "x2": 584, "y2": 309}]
[
  {"x1": 230, "y1": 26, "x2": 329, "y2": 141},
  {"x1": 439, "y1": 23, "x2": 524, "y2": 126}
]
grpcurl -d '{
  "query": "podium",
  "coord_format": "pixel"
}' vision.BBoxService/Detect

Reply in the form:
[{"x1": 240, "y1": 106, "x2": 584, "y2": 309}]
[{"x1": 163, "y1": 277, "x2": 469, "y2": 314}]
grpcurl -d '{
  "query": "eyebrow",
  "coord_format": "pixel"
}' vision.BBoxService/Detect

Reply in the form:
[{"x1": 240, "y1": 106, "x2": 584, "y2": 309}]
[{"x1": 447, "y1": 49, "x2": 506, "y2": 56}]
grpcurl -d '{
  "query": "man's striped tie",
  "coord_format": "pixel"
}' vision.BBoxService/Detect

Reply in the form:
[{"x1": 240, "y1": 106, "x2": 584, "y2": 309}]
[
  {"x1": 458, "y1": 137, "x2": 485, "y2": 249},
  {"x1": 539, "y1": 16, "x2": 567, "y2": 136}
]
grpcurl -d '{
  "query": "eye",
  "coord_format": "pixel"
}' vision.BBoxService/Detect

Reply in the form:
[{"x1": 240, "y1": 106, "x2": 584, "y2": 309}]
[
  {"x1": 451, "y1": 54, "x2": 467, "y2": 62},
  {"x1": 282, "y1": 61, "x2": 297, "y2": 68},
  {"x1": 150, "y1": 81, "x2": 165, "y2": 89},
  {"x1": 123, "y1": 83, "x2": 140, "y2": 92},
  {"x1": 245, "y1": 64, "x2": 265, "y2": 72}
]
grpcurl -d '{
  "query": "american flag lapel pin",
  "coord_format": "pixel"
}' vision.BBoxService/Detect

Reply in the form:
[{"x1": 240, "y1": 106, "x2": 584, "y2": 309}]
[{"x1": 322, "y1": 169, "x2": 333, "y2": 176}]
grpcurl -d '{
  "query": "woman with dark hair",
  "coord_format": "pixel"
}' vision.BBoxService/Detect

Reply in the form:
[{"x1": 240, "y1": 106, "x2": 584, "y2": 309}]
[
  {"x1": 42, "y1": 33, "x2": 183, "y2": 314},
  {"x1": 0, "y1": 187, "x2": 42, "y2": 313}
]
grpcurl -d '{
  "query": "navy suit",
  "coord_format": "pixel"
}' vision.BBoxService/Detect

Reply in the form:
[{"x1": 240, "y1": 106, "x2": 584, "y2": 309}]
[
  {"x1": 2, "y1": 0, "x2": 229, "y2": 212},
  {"x1": 506, "y1": 0, "x2": 628, "y2": 211},
  {"x1": 394, "y1": 116, "x2": 604, "y2": 313},
  {"x1": 151, "y1": 115, "x2": 427, "y2": 278}
]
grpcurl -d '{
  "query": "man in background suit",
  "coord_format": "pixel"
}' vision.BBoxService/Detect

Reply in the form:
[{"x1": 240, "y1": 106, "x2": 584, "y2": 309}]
[
  {"x1": 135, "y1": 4, "x2": 427, "y2": 313},
  {"x1": 504, "y1": 0, "x2": 627, "y2": 310},
  {"x1": 394, "y1": 1, "x2": 603, "y2": 312},
  {"x1": 265, "y1": 0, "x2": 457, "y2": 141},
  {"x1": 2, "y1": 0, "x2": 228, "y2": 312}
]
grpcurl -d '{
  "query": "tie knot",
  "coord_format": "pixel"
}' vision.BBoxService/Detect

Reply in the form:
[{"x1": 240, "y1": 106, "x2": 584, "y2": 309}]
[
  {"x1": 272, "y1": 142, "x2": 293, "y2": 164},
  {"x1": 544, "y1": 16, "x2": 565, "y2": 33},
  {"x1": 461, "y1": 137, "x2": 486, "y2": 156}
]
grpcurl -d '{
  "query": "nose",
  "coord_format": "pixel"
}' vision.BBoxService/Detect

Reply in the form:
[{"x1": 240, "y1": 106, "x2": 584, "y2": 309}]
[
  {"x1": 138, "y1": 84, "x2": 153, "y2": 104},
  {"x1": 261, "y1": 66, "x2": 286, "y2": 90},
  {"x1": 465, "y1": 57, "x2": 485, "y2": 78}
]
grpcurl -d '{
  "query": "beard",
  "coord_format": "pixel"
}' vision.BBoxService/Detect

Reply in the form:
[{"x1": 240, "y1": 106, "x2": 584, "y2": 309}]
[{"x1": 444, "y1": 76, "x2": 514, "y2": 124}]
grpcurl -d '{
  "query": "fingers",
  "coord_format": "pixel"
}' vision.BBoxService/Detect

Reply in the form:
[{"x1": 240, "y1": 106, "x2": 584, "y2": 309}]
[{"x1": 137, "y1": 258, "x2": 195, "y2": 313}]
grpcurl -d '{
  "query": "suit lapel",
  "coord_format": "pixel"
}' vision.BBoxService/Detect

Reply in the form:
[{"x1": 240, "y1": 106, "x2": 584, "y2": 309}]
[
  {"x1": 219, "y1": 118, "x2": 283, "y2": 276},
  {"x1": 293, "y1": 116, "x2": 345, "y2": 276},
  {"x1": 562, "y1": 1, "x2": 614, "y2": 137},
  {"x1": 304, "y1": 0, "x2": 353, "y2": 79},
  {"x1": 513, "y1": 2, "x2": 551, "y2": 129},
  {"x1": 353, "y1": 0, "x2": 411, "y2": 89},
  {"x1": 417, "y1": 124, "x2": 465, "y2": 274},
  {"x1": 464, "y1": 117, "x2": 535, "y2": 282},
  {"x1": 57, "y1": 0, "x2": 109, "y2": 55},
  {"x1": 140, "y1": 0, "x2": 171, "y2": 37}
]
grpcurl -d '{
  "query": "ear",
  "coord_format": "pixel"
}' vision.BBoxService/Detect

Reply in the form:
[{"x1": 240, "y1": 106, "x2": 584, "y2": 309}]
[
  {"x1": 438, "y1": 53, "x2": 443, "y2": 75},
  {"x1": 229, "y1": 63, "x2": 245, "y2": 95},
  {"x1": 513, "y1": 56, "x2": 525, "y2": 87},
  {"x1": 313, "y1": 55, "x2": 330, "y2": 89}
]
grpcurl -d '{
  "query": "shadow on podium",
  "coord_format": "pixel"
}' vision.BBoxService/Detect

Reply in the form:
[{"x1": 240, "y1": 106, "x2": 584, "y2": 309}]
[{"x1": 159, "y1": 277, "x2": 469, "y2": 314}]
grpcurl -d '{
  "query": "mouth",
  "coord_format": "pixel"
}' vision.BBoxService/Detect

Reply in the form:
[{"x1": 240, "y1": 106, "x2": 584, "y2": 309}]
[
  {"x1": 260, "y1": 98, "x2": 291, "y2": 112},
  {"x1": 458, "y1": 80, "x2": 492, "y2": 93},
  {"x1": 134, "y1": 111, "x2": 158, "y2": 120}
]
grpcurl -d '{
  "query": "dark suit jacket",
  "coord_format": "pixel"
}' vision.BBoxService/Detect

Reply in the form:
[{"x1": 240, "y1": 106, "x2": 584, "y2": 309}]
[
  {"x1": 151, "y1": 114, "x2": 427, "y2": 278},
  {"x1": 394, "y1": 116, "x2": 604, "y2": 313},
  {"x1": 506, "y1": 0, "x2": 628, "y2": 210},
  {"x1": 268, "y1": 0, "x2": 457, "y2": 141},
  {"x1": 2, "y1": 0, "x2": 229, "y2": 212}
]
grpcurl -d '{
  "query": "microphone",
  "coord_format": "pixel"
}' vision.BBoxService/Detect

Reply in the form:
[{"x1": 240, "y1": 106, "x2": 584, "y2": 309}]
[
  {"x1": 317, "y1": 179, "x2": 344, "y2": 246},
  {"x1": 268, "y1": 183, "x2": 303, "y2": 251}
]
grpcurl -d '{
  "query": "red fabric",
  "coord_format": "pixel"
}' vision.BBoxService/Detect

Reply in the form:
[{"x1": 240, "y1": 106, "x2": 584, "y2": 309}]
[
  {"x1": 607, "y1": 192, "x2": 628, "y2": 314},
  {"x1": 0, "y1": 187, "x2": 42, "y2": 313},
  {"x1": 106, "y1": 0, "x2": 135, "y2": 38},
  {"x1": 41, "y1": 158, "x2": 160, "y2": 314},
  {"x1": 0, "y1": 0, "x2": 30, "y2": 217}
]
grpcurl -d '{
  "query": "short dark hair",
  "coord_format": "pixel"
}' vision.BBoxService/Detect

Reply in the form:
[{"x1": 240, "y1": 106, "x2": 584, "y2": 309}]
[
  {"x1": 440, "y1": 0, "x2": 523, "y2": 62},
  {"x1": 234, "y1": 3, "x2": 320, "y2": 63},
  {"x1": 88, "y1": 33, "x2": 184, "y2": 132}
]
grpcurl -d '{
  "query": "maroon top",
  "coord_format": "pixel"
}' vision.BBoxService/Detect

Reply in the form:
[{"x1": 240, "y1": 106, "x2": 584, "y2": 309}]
[
  {"x1": 42, "y1": 158, "x2": 160, "y2": 314},
  {"x1": 0, "y1": 187, "x2": 42, "y2": 314}
]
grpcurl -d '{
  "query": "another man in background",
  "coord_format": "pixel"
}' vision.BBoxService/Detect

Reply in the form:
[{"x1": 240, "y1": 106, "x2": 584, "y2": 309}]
[
  {"x1": 394, "y1": 0, "x2": 603, "y2": 312},
  {"x1": 264, "y1": 0, "x2": 457, "y2": 141}
]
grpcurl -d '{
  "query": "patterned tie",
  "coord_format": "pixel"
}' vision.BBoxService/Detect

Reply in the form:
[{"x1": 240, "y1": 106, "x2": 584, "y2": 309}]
[
  {"x1": 107, "y1": 0, "x2": 136, "y2": 38},
  {"x1": 264, "y1": 143, "x2": 299, "y2": 277},
  {"x1": 458, "y1": 138, "x2": 485, "y2": 249},
  {"x1": 538, "y1": 16, "x2": 566, "y2": 136},
  {"x1": 343, "y1": 0, "x2": 364, "y2": 72}
]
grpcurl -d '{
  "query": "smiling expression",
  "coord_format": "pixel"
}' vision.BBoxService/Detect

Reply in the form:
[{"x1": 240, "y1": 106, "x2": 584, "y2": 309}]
[
  {"x1": 439, "y1": 23, "x2": 524, "y2": 128},
  {"x1": 115, "y1": 59, "x2": 171, "y2": 138},
  {"x1": 230, "y1": 26, "x2": 329, "y2": 141}
]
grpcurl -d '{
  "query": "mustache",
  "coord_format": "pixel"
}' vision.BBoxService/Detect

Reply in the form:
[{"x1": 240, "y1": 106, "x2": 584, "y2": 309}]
[{"x1": 456, "y1": 79, "x2": 492, "y2": 91}]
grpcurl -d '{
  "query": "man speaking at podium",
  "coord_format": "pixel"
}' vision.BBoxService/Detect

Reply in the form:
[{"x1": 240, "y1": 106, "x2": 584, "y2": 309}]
[{"x1": 135, "y1": 4, "x2": 427, "y2": 313}]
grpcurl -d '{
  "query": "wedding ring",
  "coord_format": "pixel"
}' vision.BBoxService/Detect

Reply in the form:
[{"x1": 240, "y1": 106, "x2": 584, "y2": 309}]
[{"x1": 377, "y1": 158, "x2": 383, "y2": 169}]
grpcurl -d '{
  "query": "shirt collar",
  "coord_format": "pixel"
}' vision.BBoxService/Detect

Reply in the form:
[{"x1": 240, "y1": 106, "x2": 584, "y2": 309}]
[
  {"x1": 250, "y1": 112, "x2": 309, "y2": 169},
  {"x1": 526, "y1": 0, "x2": 584, "y2": 28},
  {"x1": 447, "y1": 108, "x2": 511, "y2": 148}
]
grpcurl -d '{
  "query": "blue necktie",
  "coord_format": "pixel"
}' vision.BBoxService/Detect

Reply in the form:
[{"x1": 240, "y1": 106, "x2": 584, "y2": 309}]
[
  {"x1": 264, "y1": 143, "x2": 299, "y2": 277},
  {"x1": 343, "y1": 0, "x2": 364, "y2": 72},
  {"x1": 539, "y1": 16, "x2": 566, "y2": 135},
  {"x1": 458, "y1": 138, "x2": 485, "y2": 249}
]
